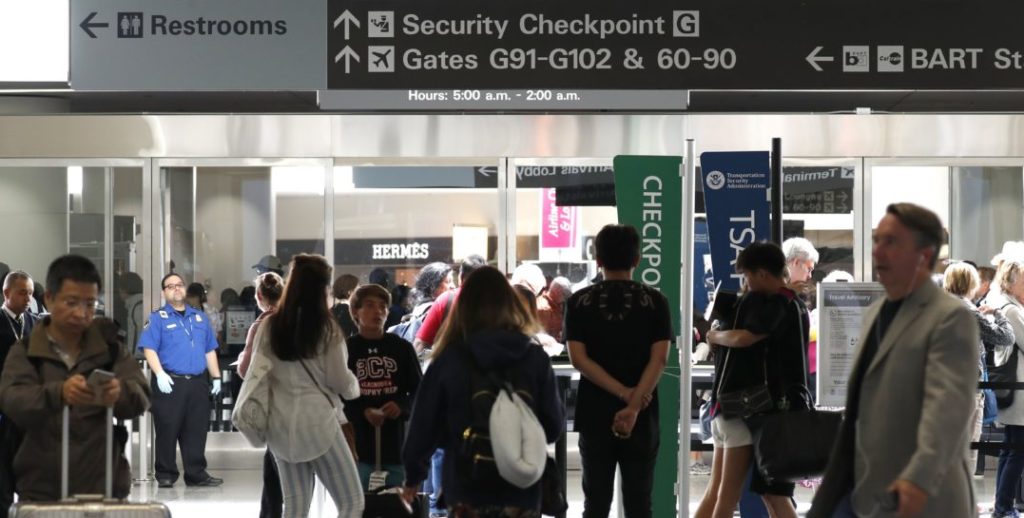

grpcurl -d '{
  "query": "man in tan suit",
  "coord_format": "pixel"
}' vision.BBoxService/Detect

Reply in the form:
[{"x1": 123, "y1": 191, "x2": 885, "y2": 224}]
[{"x1": 809, "y1": 203, "x2": 978, "y2": 518}]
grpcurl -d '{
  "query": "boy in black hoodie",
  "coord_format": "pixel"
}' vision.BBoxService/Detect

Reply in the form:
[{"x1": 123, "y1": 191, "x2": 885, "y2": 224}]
[{"x1": 343, "y1": 284, "x2": 422, "y2": 489}]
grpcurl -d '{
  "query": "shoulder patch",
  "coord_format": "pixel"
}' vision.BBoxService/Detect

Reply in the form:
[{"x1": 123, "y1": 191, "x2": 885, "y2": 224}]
[
  {"x1": 195, "y1": 314, "x2": 203, "y2": 323},
  {"x1": 158, "y1": 310, "x2": 169, "y2": 319}
]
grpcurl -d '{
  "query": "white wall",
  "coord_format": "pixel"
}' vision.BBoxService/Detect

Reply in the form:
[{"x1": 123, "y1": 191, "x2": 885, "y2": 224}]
[
  {"x1": 194, "y1": 168, "x2": 272, "y2": 303},
  {"x1": 0, "y1": 167, "x2": 67, "y2": 282}
]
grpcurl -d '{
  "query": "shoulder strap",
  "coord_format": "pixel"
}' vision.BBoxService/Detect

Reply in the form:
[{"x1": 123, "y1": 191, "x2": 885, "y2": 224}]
[{"x1": 298, "y1": 359, "x2": 336, "y2": 409}]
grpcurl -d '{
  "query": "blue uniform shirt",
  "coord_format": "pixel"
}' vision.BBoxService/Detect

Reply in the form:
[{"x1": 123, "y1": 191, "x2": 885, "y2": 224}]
[{"x1": 138, "y1": 302, "x2": 218, "y2": 376}]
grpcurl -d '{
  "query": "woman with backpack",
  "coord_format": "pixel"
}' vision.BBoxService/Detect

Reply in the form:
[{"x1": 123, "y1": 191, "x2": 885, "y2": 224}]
[
  {"x1": 982, "y1": 258, "x2": 1024, "y2": 518},
  {"x1": 251, "y1": 254, "x2": 363, "y2": 518},
  {"x1": 401, "y1": 266, "x2": 564, "y2": 518}
]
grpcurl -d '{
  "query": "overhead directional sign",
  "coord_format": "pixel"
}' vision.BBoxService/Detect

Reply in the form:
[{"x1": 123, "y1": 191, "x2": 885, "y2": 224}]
[
  {"x1": 71, "y1": 0, "x2": 326, "y2": 90},
  {"x1": 327, "y1": 1, "x2": 1024, "y2": 92}
]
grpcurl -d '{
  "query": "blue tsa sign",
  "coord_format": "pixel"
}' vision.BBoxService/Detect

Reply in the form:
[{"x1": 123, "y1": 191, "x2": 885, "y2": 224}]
[{"x1": 699, "y1": 151, "x2": 771, "y2": 292}]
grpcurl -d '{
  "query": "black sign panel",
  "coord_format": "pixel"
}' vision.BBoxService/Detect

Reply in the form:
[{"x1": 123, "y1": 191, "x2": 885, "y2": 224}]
[
  {"x1": 328, "y1": 2, "x2": 1024, "y2": 90},
  {"x1": 473, "y1": 165, "x2": 614, "y2": 188}
]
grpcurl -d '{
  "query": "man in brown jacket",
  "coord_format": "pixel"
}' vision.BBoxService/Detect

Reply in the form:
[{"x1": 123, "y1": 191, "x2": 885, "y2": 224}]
[{"x1": 0, "y1": 255, "x2": 150, "y2": 501}]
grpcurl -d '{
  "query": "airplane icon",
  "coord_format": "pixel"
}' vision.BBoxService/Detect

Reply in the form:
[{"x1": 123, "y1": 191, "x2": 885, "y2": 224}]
[
  {"x1": 367, "y1": 45, "x2": 395, "y2": 72},
  {"x1": 373, "y1": 48, "x2": 391, "y2": 68}
]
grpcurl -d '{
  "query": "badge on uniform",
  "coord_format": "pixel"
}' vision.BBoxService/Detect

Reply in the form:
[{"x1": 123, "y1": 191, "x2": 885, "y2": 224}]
[
  {"x1": 158, "y1": 310, "x2": 169, "y2": 319},
  {"x1": 166, "y1": 324, "x2": 177, "y2": 329},
  {"x1": 196, "y1": 315, "x2": 202, "y2": 322}
]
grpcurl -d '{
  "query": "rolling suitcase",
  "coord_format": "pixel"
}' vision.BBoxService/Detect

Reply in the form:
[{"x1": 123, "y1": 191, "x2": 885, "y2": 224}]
[
  {"x1": 10, "y1": 406, "x2": 171, "y2": 518},
  {"x1": 362, "y1": 426, "x2": 427, "y2": 518}
]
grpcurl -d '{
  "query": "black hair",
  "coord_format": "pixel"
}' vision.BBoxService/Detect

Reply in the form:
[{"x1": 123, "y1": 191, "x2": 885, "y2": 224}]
[
  {"x1": 160, "y1": 272, "x2": 184, "y2": 290},
  {"x1": 186, "y1": 283, "x2": 207, "y2": 305},
  {"x1": 269, "y1": 254, "x2": 338, "y2": 361},
  {"x1": 46, "y1": 255, "x2": 102, "y2": 296},
  {"x1": 118, "y1": 272, "x2": 143, "y2": 295},
  {"x1": 220, "y1": 288, "x2": 241, "y2": 307},
  {"x1": 595, "y1": 224, "x2": 640, "y2": 271},
  {"x1": 239, "y1": 286, "x2": 257, "y2": 308},
  {"x1": 458, "y1": 254, "x2": 488, "y2": 282},
  {"x1": 735, "y1": 241, "x2": 787, "y2": 278},
  {"x1": 413, "y1": 262, "x2": 452, "y2": 305},
  {"x1": 390, "y1": 284, "x2": 412, "y2": 312}
]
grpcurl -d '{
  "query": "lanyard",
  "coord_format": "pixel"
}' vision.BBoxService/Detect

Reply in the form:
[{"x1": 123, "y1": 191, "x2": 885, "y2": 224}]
[
  {"x1": 171, "y1": 309, "x2": 194, "y2": 346},
  {"x1": 4, "y1": 312, "x2": 23, "y2": 342}
]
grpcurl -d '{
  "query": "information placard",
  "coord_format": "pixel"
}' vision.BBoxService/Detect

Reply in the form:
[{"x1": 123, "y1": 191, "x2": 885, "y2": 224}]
[
  {"x1": 816, "y1": 282, "x2": 886, "y2": 407},
  {"x1": 225, "y1": 308, "x2": 256, "y2": 346}
]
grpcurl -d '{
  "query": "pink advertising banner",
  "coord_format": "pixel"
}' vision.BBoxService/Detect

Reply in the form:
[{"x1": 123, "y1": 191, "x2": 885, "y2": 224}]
[{"x1": 540, "y1": 188, "x2": 577, "y2": 249}]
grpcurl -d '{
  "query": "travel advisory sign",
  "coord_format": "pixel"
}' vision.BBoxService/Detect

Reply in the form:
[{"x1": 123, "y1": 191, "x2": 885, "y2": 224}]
[{"x1": 613, "y1": 155, "x2": 681, "y2": 518}]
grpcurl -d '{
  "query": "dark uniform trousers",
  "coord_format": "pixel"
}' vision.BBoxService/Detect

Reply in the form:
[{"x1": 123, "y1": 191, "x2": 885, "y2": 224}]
[
  {"x1": 0, "y1": 417, "x2": 22, "y2": 518},
  {"x1": 151, "y1": 374, "x2": 211, "y2": 483},
  {"x1": 578, "y1": 411, "x2": 660, "y2": 518}
]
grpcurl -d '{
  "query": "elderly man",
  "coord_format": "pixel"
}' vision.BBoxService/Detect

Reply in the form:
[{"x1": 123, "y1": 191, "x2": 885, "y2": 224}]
[
  {"x1": 782, "y1": 237, "x2": 819, "y2": 294},
  {"x1": 537, "y1": 276, "x2": 571, "y2": 342},
  {"x1": 0, "y1": 271, "x2": 37, "y2": 517},
  {"x1": 809, "y1": 203, "x2": 978, "y2": 518}
]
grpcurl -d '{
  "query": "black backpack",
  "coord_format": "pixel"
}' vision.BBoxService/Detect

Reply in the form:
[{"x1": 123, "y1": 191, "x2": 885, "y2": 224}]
[
  {"x1": 988, "y1": 303, "x2": 1021, "y2": 409},
  {"x1": 456, "y1": 348, "x2": 533, "y2": 490}
]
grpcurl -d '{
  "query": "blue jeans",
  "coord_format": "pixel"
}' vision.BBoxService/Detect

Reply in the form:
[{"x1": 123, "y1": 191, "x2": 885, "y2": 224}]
[
  {"x1": 427, "y1": 449, "x2": 444, "y2": 513},
  {"x1": 996, "y1": 425, "x2": 1024, "y2": 514}
]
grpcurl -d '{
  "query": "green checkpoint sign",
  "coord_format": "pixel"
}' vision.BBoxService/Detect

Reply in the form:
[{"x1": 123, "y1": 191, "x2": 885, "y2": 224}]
[{"x1": 613, "y1": 155, "x2": 682, "y2": 517}]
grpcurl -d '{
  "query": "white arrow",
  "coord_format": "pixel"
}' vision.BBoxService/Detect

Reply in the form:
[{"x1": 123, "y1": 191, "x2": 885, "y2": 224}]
[
  {"x1": 334, "y1": 46, "x2": 360, "y2": 73},
  {"x1": 806, "y1": 46, "x2": 834, "y2": 72},
  {"x1": 333, "y1": 10, "x2": 360, "y2": 40}
]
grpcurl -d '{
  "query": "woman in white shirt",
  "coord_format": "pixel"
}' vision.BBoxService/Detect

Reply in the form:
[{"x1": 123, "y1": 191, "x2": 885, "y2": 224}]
[{"x1": 253, "y1": 254, "x2": 362, "y2": 518}]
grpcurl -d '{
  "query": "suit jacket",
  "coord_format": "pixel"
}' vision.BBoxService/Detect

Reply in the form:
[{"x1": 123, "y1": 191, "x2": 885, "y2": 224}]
[
  {"x1": 0, "y1": 310, "x2": 35, "y2": 372},
  {"x1": 808, "y1": 280, "x2": 978, "y2": 518}
]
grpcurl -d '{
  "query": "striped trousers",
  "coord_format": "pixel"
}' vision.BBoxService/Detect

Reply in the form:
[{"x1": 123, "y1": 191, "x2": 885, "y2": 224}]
[{"x1": 275, "y1": 433, "x2": 365, "y2": 518}]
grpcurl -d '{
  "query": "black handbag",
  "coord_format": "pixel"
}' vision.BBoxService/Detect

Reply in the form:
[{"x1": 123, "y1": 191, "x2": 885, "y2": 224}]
[
  {"x1": 717, "y1": 383, "x2": 774, "y2": 419},
  {"x1": 750, "y1": 407, "x2": 843, "y2": 483},
  {"x1": 717, "y1": 344, "x2": 774, "y2": 419},
  {"x1": 540, "y1": 456, "x2": 568, "y2": 516}
]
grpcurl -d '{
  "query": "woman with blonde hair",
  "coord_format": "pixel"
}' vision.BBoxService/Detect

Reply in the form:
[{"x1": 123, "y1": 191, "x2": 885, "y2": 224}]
[
  {"x1": 401, "y1": 266, "x2": 564, "y2": 518},
  {"x1": 251, "y1": 254, "x2": 362, "y2": 518},
  {"x1": 943, "y1": 262, "x2": 1013, "y2": 479},
  {"x1": 983, "y1": 259, "x2": 1024, "y2": 518}
]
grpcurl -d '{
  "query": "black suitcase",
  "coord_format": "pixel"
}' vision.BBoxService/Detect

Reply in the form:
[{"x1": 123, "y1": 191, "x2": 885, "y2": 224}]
[{"x1": 362, "y1": 426, "x2": 428, "y2": 518}]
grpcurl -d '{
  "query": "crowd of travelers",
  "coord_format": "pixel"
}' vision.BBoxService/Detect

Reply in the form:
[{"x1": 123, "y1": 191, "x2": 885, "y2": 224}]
[{"x1": 2, "y1": 201, "x2": 1021, "y2": 518}]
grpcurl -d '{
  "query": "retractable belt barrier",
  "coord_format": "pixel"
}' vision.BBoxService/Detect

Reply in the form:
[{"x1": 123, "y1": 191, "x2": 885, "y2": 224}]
[{"x1": 687, "y1": 381, "x2": 1024, "y2": 453}]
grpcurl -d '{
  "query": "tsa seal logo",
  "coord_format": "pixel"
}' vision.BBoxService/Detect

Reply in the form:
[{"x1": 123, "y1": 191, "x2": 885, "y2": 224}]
[{"x1": 706, "y1": 170, "x2": 726, "y2": 190}]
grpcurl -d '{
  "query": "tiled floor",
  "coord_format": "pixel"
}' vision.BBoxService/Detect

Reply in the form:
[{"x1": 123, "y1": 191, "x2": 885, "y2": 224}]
[{"x1": 127, "y1": 433, "x2": 998, "y2": 517}]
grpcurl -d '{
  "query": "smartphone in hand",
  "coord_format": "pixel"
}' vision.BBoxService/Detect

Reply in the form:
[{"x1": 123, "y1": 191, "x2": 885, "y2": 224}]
[{"x1": 87, "y1": 369, "x2": 115, "y2": 404}]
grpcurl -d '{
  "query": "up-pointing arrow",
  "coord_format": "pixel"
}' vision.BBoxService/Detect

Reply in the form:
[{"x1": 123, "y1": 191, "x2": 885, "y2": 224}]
[
  {"x1": 806, "y1": 46, "x2": 834, "y2": 72},
  {"x1": 334, "y1": 46, "x2": 360, "y2": 74},
  {"x1": 333, "y1": 10, "x2": 360, "y2": 40}
]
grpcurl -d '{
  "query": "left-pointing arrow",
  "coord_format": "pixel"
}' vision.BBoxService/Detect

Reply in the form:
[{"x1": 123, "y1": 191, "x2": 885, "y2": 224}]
[{"x1": 80, "y1": 12, "x2": 109, "y2": 39}]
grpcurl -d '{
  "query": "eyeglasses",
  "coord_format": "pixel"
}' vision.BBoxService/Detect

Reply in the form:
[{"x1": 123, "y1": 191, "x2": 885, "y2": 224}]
[
  {"x1": 163, "y1": 283, "x2": 185, "y2": 290},
  {"x1": 58, "y1": 298, "x2": 99, "y2": 312}
]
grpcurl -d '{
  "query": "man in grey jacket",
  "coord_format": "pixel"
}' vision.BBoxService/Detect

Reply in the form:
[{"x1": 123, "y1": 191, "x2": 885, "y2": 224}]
[{"x1": 809, "y1": 203, "x2": 978, "y2": 518}]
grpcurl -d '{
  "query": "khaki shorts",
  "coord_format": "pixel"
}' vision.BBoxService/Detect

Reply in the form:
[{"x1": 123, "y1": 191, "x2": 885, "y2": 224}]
[{"x1": 711, "y1": 415, "x2": 753, "y2": 448}]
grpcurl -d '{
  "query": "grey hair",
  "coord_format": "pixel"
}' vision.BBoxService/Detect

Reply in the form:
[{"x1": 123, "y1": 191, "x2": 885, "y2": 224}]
[
  {"x1": 782, "y1": 237, "x2": 819, "y2": 264},
  {"x1": 3, "y1": 271, "x2": 32, "y2": 291},
  {"x1": 547, "y1": 276, "x2": 573, "y2": 303}
]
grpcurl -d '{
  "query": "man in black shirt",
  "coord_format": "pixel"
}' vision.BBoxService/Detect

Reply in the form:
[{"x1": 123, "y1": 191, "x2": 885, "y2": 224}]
[
  {"x1": 809, "y1": 203, "x2": 978, "y2": 518},
  {"x1": 343, "y1": 284, "x2": 421, "y2": 489},
  {"x1": 565, "y1": 224, "x2": 672, "y2": 518}
]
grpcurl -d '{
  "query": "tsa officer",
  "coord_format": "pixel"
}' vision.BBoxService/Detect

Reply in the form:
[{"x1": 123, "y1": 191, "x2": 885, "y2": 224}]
[{"x1": 139, "y1": 273, "x2": 223, "y2": 488}]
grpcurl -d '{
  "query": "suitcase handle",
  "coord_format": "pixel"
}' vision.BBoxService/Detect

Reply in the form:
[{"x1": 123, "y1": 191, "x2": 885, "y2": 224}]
[{"x1": 62, "y1": 405, "x2": 115, "y2": 501}]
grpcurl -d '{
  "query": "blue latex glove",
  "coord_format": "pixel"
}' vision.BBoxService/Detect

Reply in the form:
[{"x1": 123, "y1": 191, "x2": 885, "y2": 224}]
[
  {"x1": 155, "y1": 371, "x2": 174, "y2": 394},
  {"x1": 211, "y1": 379, "x2": 222, "y2": 396}
]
